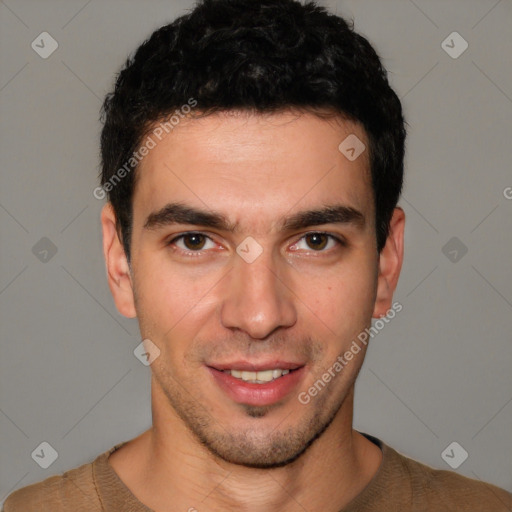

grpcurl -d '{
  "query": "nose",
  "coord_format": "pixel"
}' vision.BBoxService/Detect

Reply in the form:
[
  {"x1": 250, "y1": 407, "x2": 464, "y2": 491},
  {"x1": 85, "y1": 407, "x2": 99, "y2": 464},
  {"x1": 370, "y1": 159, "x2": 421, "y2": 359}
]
[{"x1": 220, "y1": 249, "x2": 297, "y2": 339}]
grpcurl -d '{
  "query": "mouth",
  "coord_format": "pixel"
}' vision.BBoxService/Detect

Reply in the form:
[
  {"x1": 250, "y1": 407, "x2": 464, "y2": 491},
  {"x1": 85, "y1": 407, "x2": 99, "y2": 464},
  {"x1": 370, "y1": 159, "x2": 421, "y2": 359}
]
[
  {"x1": 206, "y1": 362, "x2": 306, "y2": 406},
  {"x1": 223, "y1": 368, "x2": 293, "y2": 384}
]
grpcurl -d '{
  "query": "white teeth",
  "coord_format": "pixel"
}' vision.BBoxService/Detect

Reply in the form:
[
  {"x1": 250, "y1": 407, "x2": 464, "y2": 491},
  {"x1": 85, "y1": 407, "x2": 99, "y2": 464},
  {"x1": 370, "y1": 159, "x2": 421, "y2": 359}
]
[
  {"x1": 241, "y1": 371, "x2": 257, "y2": 381},
  {"x1": 256, "y1": 370, "x2": 274, "y2": 382},
  {"x1": 227, "y1": 368, "x2": 291, "y2": 383}
]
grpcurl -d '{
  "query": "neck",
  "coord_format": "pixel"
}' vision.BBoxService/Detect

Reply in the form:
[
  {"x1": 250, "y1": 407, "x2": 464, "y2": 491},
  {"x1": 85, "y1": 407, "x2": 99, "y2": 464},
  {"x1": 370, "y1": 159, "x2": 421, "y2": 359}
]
[{"x1": 109, "y1": 385, "x2": 382, "y2": 512}]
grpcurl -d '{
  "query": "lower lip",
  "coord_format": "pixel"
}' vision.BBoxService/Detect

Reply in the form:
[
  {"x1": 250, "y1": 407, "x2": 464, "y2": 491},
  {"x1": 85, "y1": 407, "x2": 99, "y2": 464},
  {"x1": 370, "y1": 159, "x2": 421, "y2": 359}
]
[{"x1": 207, "y1": 366, "x2": 306, "y2": 407}]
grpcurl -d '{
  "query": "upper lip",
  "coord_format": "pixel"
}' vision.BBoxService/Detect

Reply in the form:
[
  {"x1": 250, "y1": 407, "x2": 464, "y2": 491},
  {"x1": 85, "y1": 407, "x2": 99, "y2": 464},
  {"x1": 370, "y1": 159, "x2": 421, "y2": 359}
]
[{"x1": 207, "y1": 361, "x2": 305, "y2": 371}]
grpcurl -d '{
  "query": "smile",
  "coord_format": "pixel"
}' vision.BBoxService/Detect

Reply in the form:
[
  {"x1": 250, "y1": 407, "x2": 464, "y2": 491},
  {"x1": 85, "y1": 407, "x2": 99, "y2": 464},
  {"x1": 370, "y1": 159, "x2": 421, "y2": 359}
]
[
  {"x1": 208, "y1": 365, "x2": 306, "y2": 406},
  {"x1": 224, "y1": 369, "x2": 290, "y2": 384}
]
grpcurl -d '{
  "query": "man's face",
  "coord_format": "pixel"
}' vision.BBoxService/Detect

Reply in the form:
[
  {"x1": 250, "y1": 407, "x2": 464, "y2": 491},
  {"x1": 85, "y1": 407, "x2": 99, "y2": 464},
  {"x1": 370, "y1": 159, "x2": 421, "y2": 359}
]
[{"x1": 120, "y1": 111, "x2": 383, "y2": 467}]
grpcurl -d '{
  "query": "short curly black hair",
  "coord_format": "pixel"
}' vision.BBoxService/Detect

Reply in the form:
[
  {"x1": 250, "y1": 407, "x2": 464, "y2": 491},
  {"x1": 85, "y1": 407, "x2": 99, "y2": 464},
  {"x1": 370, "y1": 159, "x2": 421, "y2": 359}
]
[{"x1": 100, "y1": 0, "x2": 406, "y2": 261}]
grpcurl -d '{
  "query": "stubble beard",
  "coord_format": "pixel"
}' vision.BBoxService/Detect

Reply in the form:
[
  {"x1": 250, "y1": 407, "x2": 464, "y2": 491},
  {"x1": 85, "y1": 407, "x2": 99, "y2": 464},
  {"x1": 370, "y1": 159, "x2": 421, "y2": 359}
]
[{"x1": 153, "y1": 366, "x2": 353, "y2": 469}]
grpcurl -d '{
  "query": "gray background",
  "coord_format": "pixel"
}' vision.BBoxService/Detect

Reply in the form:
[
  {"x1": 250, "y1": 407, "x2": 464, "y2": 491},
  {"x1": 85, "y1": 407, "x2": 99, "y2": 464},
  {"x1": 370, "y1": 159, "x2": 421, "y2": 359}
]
[{"x1": 1, "y1": 0, "x2": 511, "y2": 505}]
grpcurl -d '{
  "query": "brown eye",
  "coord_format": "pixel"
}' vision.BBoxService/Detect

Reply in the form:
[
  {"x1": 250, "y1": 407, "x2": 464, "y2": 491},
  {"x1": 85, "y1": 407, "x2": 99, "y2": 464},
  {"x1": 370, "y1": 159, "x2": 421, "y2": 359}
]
[
  {"x1": 305, "y1": 233, "x2": 329, "y2": 251},
  {"x1": 289, "y1": 232, "x2": 343, "y2": 254},
  {"x1": 169, "y1": 232, "x2": 216, "y2": 254},
  {"x1": 181, "y1": 233, "x2": 207, "y2": 250}
]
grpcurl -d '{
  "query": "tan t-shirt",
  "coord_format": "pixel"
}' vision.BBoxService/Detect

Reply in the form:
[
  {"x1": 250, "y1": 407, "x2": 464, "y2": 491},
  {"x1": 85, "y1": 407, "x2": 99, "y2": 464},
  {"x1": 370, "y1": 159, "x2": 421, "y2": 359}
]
[{"x1": 3, "y1": 433, "x2": 512, "y2": 511}]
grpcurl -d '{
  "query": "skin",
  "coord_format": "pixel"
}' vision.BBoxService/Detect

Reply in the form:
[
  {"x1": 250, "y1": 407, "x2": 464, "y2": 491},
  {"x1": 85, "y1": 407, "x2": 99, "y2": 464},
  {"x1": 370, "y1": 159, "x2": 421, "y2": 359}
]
[{"x1": 101, "y1": 110, "x2": 405, "y2": 512}]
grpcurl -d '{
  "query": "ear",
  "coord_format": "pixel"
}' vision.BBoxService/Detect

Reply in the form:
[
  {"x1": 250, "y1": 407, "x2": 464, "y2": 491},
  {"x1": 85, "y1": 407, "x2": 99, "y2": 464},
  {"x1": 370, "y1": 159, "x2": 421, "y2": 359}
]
[
  {"x1": 372, "y1": 207, "x2": 405, "y2": 318},
  {"x1": 101, "y1": 203, "x2": 137, "y2": 318}
]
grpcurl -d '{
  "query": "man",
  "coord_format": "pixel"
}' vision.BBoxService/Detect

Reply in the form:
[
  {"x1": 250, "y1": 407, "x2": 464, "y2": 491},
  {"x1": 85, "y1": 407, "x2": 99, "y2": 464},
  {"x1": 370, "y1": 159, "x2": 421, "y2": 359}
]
[{"x1": 4, "y1": 0, "x2": 511, "y2": 510}]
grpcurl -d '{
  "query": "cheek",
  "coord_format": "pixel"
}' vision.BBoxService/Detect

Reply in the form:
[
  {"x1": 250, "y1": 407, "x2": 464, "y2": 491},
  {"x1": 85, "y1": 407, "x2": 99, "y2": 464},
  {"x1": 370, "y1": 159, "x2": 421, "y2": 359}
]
[
  {"x1": 134, "y1": 259, "x2": 220, "y2": 342},
  {"x1": 298, "y1": 259, "x2": 377, "y2": 344}
]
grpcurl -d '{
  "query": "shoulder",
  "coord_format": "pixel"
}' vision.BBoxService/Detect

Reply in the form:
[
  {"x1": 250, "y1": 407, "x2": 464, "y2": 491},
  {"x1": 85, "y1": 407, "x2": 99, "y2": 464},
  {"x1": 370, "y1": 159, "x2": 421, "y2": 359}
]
[
  {"x1": 2, "y1": 455, "x2": 103, "y2": 512},
  {"x1": 389, "y1": 444, "x2": 512, "y2": 510}
]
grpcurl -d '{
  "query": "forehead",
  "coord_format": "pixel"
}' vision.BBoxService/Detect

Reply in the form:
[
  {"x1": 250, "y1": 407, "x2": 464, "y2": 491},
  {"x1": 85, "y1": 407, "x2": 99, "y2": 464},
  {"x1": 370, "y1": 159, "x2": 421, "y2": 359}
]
[{"x1": 132, "y1": 110, "x2": 373, "y2": 232}]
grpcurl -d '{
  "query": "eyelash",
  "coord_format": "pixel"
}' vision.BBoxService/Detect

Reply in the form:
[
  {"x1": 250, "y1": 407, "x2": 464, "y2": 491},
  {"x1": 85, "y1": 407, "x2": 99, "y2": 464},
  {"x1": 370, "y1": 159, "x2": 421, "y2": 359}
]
[{"x1": 166, "y1": 231, "x2": 346, "y2": 257}]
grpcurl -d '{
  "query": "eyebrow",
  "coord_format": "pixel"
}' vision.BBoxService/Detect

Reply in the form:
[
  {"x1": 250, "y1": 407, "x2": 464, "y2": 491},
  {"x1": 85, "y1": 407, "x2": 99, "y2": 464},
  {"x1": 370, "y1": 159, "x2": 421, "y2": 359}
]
[{"x1": 143, "y1": 202, "x2": 365, "y2": 233}]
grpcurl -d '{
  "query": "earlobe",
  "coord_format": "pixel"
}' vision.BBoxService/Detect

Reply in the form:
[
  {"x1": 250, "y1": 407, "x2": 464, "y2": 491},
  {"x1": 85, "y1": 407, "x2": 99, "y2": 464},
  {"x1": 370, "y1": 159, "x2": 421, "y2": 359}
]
[
  {"x1": 101, "y1": 203, "x2": 137, "y2": 319},
  {"x1": 372, "y1": 207, "x2": 405, "y2": 318}
]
